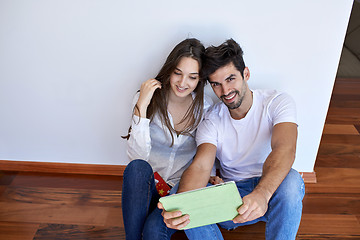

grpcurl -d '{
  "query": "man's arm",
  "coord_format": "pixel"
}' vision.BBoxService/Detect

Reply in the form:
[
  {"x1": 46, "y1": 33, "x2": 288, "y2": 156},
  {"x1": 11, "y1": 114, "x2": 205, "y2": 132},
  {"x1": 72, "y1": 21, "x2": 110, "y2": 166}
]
[
  {"x1": 233, "y1": 122, "x2": 297, "y2": 223},
  {"x1": 178, "y1": 143, "x2": 217, "y2": 193},
  {"x1": 159, "y1": 143, "x2": 217, "y2": 229}
]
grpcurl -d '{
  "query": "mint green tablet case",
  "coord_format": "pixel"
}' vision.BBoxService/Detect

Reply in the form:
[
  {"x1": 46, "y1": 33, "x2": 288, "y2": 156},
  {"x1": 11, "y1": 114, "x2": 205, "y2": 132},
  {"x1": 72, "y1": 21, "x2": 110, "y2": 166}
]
[{"x1": 159, "y1": 181, "x2": 243, "y2": 230}]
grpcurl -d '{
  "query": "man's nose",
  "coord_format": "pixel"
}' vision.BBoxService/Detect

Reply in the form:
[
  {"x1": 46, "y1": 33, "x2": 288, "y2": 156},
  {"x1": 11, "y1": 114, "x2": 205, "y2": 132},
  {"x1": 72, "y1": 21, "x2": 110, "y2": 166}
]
[{"x1": 221, "y1": 84, "x2": 229, "y2": 96}]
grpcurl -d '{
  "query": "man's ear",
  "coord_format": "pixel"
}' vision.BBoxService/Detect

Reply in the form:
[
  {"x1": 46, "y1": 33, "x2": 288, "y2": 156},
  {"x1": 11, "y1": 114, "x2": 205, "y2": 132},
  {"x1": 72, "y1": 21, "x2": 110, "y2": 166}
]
[{"x1": 243, "y1": 67, "x2": 250, "y2": 81}]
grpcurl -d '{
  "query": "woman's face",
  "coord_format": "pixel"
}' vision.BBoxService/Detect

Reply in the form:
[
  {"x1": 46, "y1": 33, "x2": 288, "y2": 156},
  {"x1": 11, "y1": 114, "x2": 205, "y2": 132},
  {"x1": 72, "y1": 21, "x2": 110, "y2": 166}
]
[{"x1": 169, "y1": 57, "x2": 200, "y2": 98}]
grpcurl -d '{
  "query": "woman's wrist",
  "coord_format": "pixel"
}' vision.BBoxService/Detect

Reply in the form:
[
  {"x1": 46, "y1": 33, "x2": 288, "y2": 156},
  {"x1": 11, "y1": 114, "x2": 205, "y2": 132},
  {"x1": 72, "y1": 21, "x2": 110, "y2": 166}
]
[{"x1": 134, "y1": 102, "x2": 147, "y2": 118}]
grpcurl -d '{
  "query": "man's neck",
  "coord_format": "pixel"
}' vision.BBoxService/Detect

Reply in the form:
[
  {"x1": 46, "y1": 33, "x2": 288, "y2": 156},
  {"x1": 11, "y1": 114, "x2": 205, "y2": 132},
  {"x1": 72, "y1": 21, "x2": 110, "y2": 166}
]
[{"x1": 229, "y1": 90, "x2": 253, "y2": 120}]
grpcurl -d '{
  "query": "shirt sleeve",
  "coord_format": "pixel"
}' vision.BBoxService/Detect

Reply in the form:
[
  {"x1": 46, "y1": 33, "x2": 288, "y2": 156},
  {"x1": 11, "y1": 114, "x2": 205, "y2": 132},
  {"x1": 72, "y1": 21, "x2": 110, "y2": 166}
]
[
  {"x1": 268, "y1": 92, "x2": 297, "y2": 126},
  {"x1": 126, "y1": 92, "x2": 152, "y2": 161},
  {"x1": 195, "y1": 110, "x2": 219, "y2": 147}
]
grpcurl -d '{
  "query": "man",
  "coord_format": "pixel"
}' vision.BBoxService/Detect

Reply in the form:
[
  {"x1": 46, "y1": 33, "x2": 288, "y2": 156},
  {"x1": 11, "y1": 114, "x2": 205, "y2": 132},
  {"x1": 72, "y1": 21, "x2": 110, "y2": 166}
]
[{"x1": 159, "y1": 39, "x2": 305, "y2": 240}]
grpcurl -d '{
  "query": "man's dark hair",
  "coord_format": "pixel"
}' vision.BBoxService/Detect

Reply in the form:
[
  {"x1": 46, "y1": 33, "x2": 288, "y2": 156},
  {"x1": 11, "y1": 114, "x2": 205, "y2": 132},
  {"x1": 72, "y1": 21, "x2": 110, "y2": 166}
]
[{"x1": 201, "y1": 39, "x2": 246, "y2": 81}]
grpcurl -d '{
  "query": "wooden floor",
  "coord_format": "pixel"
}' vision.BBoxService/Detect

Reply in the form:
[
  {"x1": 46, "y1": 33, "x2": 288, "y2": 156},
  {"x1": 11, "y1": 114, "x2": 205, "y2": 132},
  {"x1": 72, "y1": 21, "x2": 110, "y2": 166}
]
[{"x1": 0, "y1": 78, "x2": 359, "y2": 239}]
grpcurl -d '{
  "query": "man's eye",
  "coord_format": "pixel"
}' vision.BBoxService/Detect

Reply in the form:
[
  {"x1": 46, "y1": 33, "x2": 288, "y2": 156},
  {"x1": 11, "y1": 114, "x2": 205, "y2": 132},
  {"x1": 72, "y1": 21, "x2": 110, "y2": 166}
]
[{"x1": 211, "y1": 83, "x2": 219, "y2": 87}]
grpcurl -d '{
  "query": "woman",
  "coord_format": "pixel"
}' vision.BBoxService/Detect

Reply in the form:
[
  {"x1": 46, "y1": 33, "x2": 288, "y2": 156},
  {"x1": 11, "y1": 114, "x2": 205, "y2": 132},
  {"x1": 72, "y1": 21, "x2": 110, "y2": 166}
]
[{"x1": 122, "y1": 38, "x2": 213, "y2": 240}]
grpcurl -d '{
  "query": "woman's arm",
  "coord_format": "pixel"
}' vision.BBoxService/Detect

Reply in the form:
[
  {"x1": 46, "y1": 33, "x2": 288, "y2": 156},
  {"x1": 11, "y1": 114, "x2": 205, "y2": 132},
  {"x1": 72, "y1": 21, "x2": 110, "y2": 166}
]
[{"x1": 126, "y1": 79, "x2": 161, "y2": 160}]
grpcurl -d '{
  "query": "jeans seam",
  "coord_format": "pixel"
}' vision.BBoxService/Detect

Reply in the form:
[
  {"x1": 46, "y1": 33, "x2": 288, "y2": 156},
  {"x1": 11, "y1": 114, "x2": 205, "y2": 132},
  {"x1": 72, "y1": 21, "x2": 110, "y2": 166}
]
[
  {"x1": 145, "y1": 173, "x2": 153, "y2": 217},
  {"x1": 211, "y1": 224, "x2": 222, "y2": 240}
]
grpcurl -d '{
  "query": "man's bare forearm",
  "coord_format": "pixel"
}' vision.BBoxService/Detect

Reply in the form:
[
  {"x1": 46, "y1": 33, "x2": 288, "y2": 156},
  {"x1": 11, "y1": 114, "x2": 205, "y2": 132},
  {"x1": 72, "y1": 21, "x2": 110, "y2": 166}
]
[
  {"x1": 253, "y1": 122, "x2": 297, "y2": 201},
  {"x1": 177, "y1": 164, "x2": 211, "y2": 193},
  {"x1": 177, "y1": 143, "x2": 217, "y2": 193},
  {"x1": 254, "y1": 148, "x2": 295, "y2": 201}
]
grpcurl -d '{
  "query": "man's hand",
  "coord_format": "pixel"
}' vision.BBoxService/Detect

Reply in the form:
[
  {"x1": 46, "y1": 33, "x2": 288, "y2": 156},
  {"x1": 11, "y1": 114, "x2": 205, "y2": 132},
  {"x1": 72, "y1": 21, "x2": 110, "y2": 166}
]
[
  {"x1": 209, "y1": 176, "x2": 224, "y2": 185},
  {"x1": 233, "y1": 189, "x2": 269, "y2": 223},
  {"x1": 158, "y1": 202, "x2": 190, "y2": 229}
]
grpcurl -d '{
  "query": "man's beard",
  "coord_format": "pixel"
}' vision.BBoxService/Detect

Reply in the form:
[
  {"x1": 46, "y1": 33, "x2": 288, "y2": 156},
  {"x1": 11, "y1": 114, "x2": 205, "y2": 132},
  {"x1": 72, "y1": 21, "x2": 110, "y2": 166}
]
[{"x1": 221, "y1": 90, "x2": 245, "y2": 110}]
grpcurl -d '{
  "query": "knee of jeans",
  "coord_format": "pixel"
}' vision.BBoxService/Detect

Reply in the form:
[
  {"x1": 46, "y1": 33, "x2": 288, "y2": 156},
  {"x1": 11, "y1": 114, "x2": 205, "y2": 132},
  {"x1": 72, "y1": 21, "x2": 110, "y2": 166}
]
[
  {"x1": 124, "y1": 159, "x2": 153, "y2": 180},
  {"x1": 276, "y1": 169, "x2": 305, "y2": 204},
  {"x1": 124, "y1": 159, "x2": 152, "y2": 174},
  {"x1": 218, "y1": 220, "x2": 237, "y2": 231}
]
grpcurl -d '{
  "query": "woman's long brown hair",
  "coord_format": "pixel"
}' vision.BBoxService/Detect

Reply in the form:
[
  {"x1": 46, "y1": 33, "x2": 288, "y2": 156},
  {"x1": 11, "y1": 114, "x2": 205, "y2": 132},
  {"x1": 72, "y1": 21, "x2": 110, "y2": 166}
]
[{"x1": 123, "y1": 38, "x2": 206, "y2": 146}]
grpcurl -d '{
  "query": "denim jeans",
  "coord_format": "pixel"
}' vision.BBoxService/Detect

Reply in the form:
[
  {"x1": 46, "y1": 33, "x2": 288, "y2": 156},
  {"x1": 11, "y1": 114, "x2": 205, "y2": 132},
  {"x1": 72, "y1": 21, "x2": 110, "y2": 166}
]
[
  {"x1": 185, "y1": 169, "x2": 305, "y2": 240},
  {"x1": 122, "y1": 159, "x2": 178, "y2": 240}
]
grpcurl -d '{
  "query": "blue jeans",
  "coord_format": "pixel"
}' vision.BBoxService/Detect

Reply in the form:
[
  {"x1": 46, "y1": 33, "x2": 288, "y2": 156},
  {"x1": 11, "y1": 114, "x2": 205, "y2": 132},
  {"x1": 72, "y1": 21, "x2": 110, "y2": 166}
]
[
  {"x1": 122, "y1": 159, "x2": 178, "y2": 240},
  {"x1": 185, "y1": 169, "x2": 305, "y2": 240}
]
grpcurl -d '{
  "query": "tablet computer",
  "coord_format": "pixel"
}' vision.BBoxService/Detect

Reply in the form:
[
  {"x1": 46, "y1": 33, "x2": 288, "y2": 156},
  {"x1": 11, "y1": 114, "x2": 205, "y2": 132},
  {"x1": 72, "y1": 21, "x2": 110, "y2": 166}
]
[{"x1": 159, "y1": 181, "x2": 242, "y2": 230}]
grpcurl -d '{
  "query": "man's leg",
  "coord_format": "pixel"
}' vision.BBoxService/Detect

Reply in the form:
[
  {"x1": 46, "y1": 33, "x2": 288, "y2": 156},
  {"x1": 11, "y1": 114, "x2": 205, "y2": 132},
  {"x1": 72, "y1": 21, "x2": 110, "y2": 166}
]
[
  {"x1": 218, "y1": 169, "x2": 304, "y2": 240},
  {"x1": 263, "y1": 168, "x2": 305, "y2": 240},
  {"x1": 122, "y1": 159, "x2": 159, "y2": 240},
  {"x1": 185, "y1": 224, "x2": 224, "y2": 240},
  {"x1": 218, "y1": 178, "x2": 264, "y2": 230}
]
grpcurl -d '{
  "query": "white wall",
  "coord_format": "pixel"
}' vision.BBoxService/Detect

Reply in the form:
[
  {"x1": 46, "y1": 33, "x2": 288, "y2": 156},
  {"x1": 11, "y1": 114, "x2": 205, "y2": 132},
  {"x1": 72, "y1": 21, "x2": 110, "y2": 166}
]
[{"x1": 0, "y1": 0, "x2": 353, "y2": 172}]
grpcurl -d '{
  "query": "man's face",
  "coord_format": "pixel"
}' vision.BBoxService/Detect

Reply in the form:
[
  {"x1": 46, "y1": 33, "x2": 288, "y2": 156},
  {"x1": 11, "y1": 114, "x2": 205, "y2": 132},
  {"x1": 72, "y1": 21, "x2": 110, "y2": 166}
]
[{"x1": 208, "y1": 62, "x2": 249, "y2": 110}]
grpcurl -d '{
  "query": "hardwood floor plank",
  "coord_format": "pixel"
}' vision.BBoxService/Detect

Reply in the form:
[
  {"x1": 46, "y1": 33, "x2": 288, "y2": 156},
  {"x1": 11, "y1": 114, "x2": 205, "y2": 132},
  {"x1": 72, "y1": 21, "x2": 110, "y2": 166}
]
[
  {"x1": 298, "y1": 214, "x2": 360, "y2": 235},
  {"x1": 313, "y1": 168, "x2": 360, "y2": 187},
  {"x1": 326, "y1": 107, "x2": 360, "y2": 124},
  {"x1": 297, "y1": 234, "x2": 360, "y2": 239},
  {"x1": 329, "y1": 99, "x2": 360, "y2": 108},
  {"x1": 355, "y1": 124, "x2": 360, "y2": 134},
  {"x1": 33, "y1": 224, "x2": 124, "y2": 240},
  {"x1": 330, "y1": 94, "x2": 360, "y2": 102},
  {"x1": 0, "y1": 202, "x2": 109, "y2": 226},
  {"x1": 317, "y1": 143, "x2": 360, "y2": 156},
  {"x1": 10, "y1": 172, "x2": 122, "y2": 191},
  {"x1": 306, "y1": 168, "x2": 360, "y2": 194},
  {"x1": 303, "y1": 196, "x2": 360, "y2": 215},
  {"x1": 315, "y1": 155, "x2": 360, "y2": 168},
  {"x1": 0, "y1": 171, "x2": 18, "y2": 186},
  {"x1": 0, "y1": 186, "x2": 7, "y2": 196},
  {"x1": 331, "y1": 82, "x2": 360, "y2": 95},
  {"x1": 319, "y1": 134, "x2": 360, "y2": 145},
  {"x1": 0, "y1": 186, "x2": 121, "y2": 207},
  {"x1": 104, "y1": 207, "x2": 123, "y2": 227},
  {"x1": 0, "y1": 221, "x2": 39, "y2": 240},
  {"x1": 322, "y1": 124, "x2": 359, "y2": 135}
]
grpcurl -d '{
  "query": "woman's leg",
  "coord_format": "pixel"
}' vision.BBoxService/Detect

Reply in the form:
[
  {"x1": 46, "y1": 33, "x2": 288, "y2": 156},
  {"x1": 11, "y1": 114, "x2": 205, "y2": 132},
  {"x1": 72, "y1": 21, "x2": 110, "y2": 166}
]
[
  {"x1": 143, "y1": 207, "x2": 177, "y2": 240},
  {"x1": 142, "y1": 182, "x2": 181, "y2": 240},
  {"x1": 122, "y1": 159, "x2": 159, "y2": 240}
]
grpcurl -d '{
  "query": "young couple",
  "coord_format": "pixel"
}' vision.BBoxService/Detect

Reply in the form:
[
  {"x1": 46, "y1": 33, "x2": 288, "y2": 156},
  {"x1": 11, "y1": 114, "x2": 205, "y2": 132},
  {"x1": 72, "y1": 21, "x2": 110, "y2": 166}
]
[{"x1": 122, "y1": 38, "x2": 305, "y2": 240}]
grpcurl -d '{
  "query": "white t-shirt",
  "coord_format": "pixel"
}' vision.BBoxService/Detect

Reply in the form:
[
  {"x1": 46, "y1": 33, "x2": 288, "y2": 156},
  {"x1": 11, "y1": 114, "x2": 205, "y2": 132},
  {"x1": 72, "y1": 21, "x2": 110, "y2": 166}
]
[
  {"x1": 127, "y1": 92, "x2": 213, "y2": 186},
  {"x1": 196, "y1": 89, "x2": 297, "y2": 182}
]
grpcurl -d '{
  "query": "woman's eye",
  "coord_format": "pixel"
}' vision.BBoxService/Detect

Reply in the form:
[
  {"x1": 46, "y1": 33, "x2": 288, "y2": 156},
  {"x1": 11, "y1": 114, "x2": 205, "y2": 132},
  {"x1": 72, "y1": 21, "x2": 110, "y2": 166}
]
[
  {"x1": 174, "y1": 72, "x2": 181, "y2": 75},
  {"x1": 190, "y1": 76, "x2": 198, "y2": 80}
]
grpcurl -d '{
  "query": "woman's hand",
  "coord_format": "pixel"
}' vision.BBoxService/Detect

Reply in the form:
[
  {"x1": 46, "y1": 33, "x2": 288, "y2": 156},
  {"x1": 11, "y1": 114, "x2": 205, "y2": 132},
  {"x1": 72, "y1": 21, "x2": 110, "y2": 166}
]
[{"x1": 135, "y1": 79, "x2": 162, "y2": 118}]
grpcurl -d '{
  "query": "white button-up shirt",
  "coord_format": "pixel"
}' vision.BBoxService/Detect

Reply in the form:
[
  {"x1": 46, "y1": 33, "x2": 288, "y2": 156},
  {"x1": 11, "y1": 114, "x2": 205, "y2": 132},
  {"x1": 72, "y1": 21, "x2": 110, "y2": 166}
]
[{"x1": 127, "y1": 92, "x2": 213, "y2": 186}]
